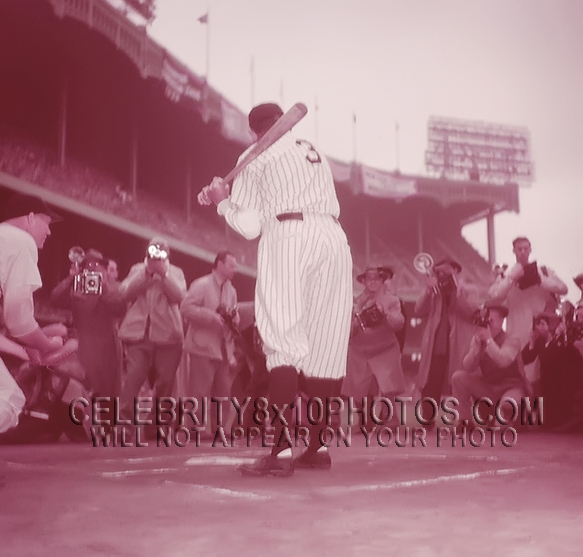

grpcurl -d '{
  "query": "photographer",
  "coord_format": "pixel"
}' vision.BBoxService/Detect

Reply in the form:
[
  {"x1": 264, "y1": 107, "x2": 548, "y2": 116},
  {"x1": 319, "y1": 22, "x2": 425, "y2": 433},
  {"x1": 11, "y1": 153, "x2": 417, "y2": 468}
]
[
  {"x1": 50, "y1": 248, "x2": 125, "y2": 397},
  {"x1": 178, "y1": 251, "x2": 239, "y2": 432},
  {"x1": 118, "y1": 238, "x2": 186, "y2": 423},
  {"x1": 521, "y1": 312, "x2": 583, "y2": 429},
  {"x1": 414, "y1": 258, "x2": 480, "y2": 404},
  {"x1": 342, "y1": 265, "x2": 405, "y2": 404},
  {"x1": 488, "y1": 237, "x2": 568, "y2": 389},
  {"x1": 451, "y1": 304, "x2": 528, "y2": 425}
]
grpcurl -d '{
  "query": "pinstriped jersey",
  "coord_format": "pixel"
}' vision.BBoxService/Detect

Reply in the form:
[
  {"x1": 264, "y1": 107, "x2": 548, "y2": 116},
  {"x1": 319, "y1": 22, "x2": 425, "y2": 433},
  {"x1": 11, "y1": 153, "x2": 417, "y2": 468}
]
[{"x1": 230, "y1": 133, "x2": 340, "y2": 223}]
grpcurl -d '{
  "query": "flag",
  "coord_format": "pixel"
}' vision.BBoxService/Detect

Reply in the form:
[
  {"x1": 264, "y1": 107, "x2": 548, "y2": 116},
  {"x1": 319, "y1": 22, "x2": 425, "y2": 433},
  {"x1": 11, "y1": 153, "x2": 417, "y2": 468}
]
[{"x1": 197, "y1": 13, "x2": 208, "y2": 24}]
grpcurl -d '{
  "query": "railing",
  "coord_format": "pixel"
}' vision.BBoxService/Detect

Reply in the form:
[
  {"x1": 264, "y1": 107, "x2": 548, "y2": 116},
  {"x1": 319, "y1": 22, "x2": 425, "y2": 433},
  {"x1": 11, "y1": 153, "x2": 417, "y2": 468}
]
[{"x1": 49, "y1": 0, "x2": 164, "y2": 78}]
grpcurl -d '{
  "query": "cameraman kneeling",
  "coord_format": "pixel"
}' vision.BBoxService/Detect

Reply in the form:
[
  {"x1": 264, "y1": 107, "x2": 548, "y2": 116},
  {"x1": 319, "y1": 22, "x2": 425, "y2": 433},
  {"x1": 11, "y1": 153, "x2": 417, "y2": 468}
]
[
  {"x1": 451, "y1": 304, "x2": 528, "y2": 425},
  {"x1": 50, "y1": 249, "x2": 125, "y2": 397}
]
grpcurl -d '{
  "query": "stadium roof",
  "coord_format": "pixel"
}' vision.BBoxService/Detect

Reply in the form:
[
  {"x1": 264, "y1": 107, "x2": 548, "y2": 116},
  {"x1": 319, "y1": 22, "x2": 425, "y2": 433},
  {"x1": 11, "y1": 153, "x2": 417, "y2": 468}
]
[{"x1": 46, "y1": 0, "x2": 519, "y2": 224}]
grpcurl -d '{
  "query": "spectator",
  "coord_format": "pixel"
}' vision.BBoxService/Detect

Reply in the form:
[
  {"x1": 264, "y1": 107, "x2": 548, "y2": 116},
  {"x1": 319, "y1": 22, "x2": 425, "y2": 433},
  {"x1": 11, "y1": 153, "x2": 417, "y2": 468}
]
[{"x1": 106, "y1": 259, "x2": 120, "y2": 283}]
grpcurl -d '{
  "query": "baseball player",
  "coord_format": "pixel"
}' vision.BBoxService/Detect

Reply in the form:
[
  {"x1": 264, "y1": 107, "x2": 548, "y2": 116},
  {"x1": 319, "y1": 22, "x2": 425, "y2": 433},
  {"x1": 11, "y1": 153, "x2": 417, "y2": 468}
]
[
  {"x1": 0, "y1": 194, "x2": 64, "y2": 435},
  {"x1": 201, "y1": 102, "x2": 353, "y2": 476}
]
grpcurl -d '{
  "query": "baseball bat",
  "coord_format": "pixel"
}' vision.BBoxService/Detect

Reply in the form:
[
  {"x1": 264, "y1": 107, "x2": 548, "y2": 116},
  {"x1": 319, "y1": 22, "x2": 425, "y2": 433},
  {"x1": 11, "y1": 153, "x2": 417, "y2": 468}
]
[{"x1": 198, "y1": 102, "x2": 308, "y2": 204}]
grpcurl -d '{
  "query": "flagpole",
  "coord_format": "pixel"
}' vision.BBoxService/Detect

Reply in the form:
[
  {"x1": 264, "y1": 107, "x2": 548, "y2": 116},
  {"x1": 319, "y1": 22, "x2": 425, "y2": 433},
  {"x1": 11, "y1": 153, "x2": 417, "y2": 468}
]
[
  {"x1": 250, "y1": 55, "x2": 255, "y2": 107},
  {"x1": 314, "y1": 97, "x2": 319, "y2": 145},
  {"x1": 395, "y1": 121, "x2": 400, "y2": 172},
  {"x1": 352, "y1": 112, "x2": 357, "y2": 161},
  {"x1": 279, "y1": 78, "x2": 284, "y2": 108},
  {"x1": 197, "y1": 11, "x2": 210, "y2": 82},
  {"x1": 205, "y1": 12, "x2": 210, "y2": 82}
]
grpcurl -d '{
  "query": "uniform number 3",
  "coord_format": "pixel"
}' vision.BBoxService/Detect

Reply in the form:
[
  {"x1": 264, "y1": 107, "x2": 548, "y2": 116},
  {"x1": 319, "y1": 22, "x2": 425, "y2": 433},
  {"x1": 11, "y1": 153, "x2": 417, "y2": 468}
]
[{"x1": 296, "y1": 139, "x2": 322, "y2": 164}]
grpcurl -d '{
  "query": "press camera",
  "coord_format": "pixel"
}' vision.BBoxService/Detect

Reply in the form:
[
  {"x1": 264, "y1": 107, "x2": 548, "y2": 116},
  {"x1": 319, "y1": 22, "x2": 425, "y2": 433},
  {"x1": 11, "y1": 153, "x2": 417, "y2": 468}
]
[
  {"x1": 68, "y1": 246, "x2": 103, "y2": 295},
  {"x1": 472, "y1": 306, "x2": 490, "y2": 328},
  {"x1": 517, "y1": 261, "x2": 550, "y2": 290},
  {"x1": 356, "y1": 304, "x2": 385, "y2": 331},
  {"x1": 217, "y1": 305, "x2": 238, "y2": 334},
  {"x1": 147, "y1": 243, "x2": 168, "y2": 260}
]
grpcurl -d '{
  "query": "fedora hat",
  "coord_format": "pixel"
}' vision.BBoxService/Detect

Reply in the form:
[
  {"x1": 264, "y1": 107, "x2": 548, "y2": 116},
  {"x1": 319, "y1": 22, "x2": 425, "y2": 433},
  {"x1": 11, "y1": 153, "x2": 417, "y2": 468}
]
[{"x1": 356, "y1": 265, "x2": 394, "y2": 284}]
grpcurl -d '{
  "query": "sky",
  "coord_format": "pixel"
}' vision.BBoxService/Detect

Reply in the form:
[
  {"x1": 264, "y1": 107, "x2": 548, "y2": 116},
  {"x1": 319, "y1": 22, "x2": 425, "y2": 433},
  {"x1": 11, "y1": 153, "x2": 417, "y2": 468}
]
[{"x1": 145, "y1": 0, "x2": 583, "y2": 300}]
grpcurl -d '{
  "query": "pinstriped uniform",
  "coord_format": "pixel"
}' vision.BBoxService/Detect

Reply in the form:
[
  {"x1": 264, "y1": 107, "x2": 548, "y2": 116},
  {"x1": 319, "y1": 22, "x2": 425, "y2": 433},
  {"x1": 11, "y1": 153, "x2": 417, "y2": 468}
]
[{"x1": 225, "y1": 133, "x2": 353, "y2": 379}]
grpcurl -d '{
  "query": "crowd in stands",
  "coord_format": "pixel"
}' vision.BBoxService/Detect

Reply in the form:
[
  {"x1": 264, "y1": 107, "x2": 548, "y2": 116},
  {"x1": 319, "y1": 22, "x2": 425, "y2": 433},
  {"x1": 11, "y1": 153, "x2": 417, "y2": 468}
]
[{"x1": 0, "y1": 131, "x2": 257, "y2": 267}]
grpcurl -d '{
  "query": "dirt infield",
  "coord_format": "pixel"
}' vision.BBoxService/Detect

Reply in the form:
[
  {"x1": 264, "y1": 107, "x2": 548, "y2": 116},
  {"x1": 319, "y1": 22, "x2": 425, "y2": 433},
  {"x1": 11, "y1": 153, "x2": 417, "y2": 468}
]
[{"x1": 1, "y1": 430, "x2": 582, "y2": 556}]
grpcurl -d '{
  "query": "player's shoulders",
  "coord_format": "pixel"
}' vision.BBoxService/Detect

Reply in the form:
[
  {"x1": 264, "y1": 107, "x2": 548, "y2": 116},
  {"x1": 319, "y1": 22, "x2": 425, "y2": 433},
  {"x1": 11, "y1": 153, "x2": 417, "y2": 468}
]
[
  {"x1": 189, "y1": 273, "x2": 213, "y2": 289},
  {"x1": 129, "y1": 261, "x2": 145, "y2": 272},
  {"x1": 0, "y1": 223, "x2": 37, "y2": 259},
  {"x1": 0, "y1": 222, "x2": 35, "y2": 246}
]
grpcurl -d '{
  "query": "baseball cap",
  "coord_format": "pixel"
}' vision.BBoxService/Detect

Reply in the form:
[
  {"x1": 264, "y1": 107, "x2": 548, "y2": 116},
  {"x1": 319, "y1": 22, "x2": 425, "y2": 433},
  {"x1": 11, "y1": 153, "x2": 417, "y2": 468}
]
[
  {"x1": 2, "y1": 193, "x2": 62, "y2": 223},
  {"x1": 248, "y1": 103, "x2": 283, "y2": 134}
]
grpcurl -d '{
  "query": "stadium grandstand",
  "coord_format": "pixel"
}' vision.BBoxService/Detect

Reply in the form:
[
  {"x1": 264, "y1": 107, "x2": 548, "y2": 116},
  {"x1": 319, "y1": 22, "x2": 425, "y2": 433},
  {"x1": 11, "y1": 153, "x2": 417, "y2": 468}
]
[{"x1": 0, "y1": 0, "x2": 525, "y2": 373}]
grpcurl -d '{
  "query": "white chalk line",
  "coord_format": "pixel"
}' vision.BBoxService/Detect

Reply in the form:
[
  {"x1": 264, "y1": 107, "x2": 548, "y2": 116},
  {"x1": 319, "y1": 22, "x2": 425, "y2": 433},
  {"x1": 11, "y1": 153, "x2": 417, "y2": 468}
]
[
  {"x1": 320, "y1": 466, "x2": 535, "y2": 495},
  {"x1": 361, "y1": 452, "x2": 500, "y2": 463},
  {"x1": 164, "y1": 482, "x2": 272, "y2": 501},
  {"x1": 101, "y1": 467, "x2": 178, "y2": 478},
  {"x1": 185, "y1": 455, "x2": 257, "y2": 466}
]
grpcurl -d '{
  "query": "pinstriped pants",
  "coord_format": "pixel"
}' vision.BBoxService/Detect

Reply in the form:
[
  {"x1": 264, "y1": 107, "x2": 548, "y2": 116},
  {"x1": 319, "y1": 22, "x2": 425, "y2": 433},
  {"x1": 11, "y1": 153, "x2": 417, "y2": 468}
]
[{"x1": 255, "y1": 214, "x2": 353, "y2": 380}]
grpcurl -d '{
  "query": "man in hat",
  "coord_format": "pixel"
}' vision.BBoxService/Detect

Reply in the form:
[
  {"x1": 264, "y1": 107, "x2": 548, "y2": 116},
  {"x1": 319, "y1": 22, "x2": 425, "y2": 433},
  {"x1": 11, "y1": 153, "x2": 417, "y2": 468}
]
[
  {"x1": 451, "y1": 304, "x2": 527, "y2": 425},
  {"x1": 342, "y1": 265, "x2": 406, "y2": 409},
  {"x1": 200, "y1": 102, "x2": 353, "y2": 475},
  {"x1": 414, "y1": 258, "x2": 479, "y2": 405},
  {"x1": 117, "y1": 237, "x2": 186, "y2": 425},
  {"x1": 50, "y1": 248, "x2": 126, "y2": 397},
  {"x1": 0, "y1": 193, "x2": 63, "y2": 433},
  {"x1": 488, "y1": 236, "x2": 568, "y2": 388}
]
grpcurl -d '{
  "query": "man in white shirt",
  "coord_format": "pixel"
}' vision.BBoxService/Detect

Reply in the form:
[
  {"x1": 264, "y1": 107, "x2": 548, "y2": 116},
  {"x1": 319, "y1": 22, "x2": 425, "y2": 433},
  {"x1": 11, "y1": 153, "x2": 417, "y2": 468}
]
[
  {"x1": 488, "y1": 236, "x2": 568, "y2": 388},
  {"x1": 0, "y1": 193, "x2": 63, "y2": 433}
]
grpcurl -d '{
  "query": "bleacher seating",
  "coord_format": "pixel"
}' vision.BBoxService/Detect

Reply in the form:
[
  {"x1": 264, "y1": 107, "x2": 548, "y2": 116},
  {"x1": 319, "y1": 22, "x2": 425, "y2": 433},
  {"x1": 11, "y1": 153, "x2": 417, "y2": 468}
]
[
  {"x1": 352, "y1": 228, "x2": 492, "y2": 302},
  {"x1": 0, "y1": 130, "x2": 257, "y2": 267}
]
